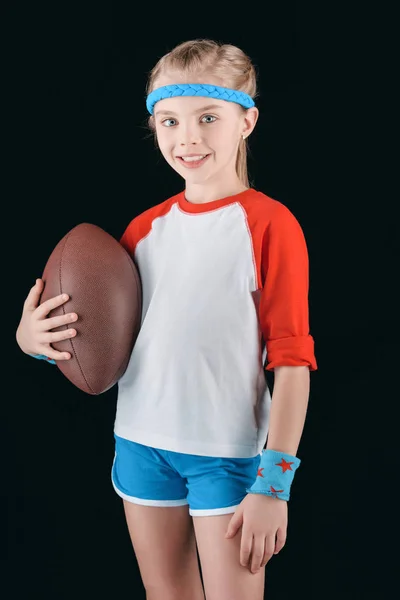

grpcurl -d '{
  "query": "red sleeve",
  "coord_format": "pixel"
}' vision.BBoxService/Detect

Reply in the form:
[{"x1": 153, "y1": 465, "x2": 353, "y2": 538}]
[
  {"x1": 259, "y1": 203, "x2": 317, "y2": 371},
  {"x1": 119, "y1": 218, "x2": 139, "y2": 256},
  {"x1": 119, "y1": 203, "x2": 167, "y2": 257}
]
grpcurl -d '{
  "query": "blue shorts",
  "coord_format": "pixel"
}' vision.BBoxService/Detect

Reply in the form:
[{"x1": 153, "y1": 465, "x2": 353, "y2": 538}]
[{"x1": 111, "y1": 434, "x2": 261, "y2": 517}]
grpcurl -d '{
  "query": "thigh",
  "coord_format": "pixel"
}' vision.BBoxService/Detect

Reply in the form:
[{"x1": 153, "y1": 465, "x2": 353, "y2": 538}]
[
  {"x1": 193, "y1": 513, "x2": 265, "y2": 600},
  {"x1": 123, "y1": 501, "x2": 204, "y2": 599},
  {"x1": 111, "y1": 435, "x2": 204, "y2": 597}
]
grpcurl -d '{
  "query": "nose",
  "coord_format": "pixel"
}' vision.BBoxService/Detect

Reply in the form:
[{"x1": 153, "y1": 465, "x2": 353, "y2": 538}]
[{"x1": 179, "y1": 121, "x2": 202, "y2": 147}]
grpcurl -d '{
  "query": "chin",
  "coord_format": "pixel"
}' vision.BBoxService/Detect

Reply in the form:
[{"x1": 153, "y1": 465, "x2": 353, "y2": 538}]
[
  {"x1": 183, "y1": 173, "x2": 209, "y2": 184},
  {"x1": 181, "y1": 168, "x2": 215, "y2": 184}
]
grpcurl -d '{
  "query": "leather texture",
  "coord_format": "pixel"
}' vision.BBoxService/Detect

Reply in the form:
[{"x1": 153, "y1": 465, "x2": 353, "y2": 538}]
[{"x1": 40, "y1": 223, "x2": 142, "y2": 395}]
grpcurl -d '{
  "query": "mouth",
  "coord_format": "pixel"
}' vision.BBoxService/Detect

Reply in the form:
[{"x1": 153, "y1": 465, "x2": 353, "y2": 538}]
[{"x1": 176, "y1": 154, "x2": 211, "y2": 168}]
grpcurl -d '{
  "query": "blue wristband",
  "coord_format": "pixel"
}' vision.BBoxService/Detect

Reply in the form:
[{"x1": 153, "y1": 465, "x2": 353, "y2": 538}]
[
  {"x1": 28, "y1": 353, "x2": 56, "y2": 365},
  {"x1": 246, "y1": 449, "x2": 301, "y2": 501}
]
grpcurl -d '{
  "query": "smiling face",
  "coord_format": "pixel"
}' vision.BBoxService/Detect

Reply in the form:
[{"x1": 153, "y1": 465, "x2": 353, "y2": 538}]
[{"x1": 151, "y1": 75, "x2": 258, "y2": 192}]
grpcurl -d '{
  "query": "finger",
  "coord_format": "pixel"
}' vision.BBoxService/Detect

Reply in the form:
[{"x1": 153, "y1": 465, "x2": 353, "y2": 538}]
[
  {"x1": 41, "y1": 328, "x2": 77, "y2": 344},
  {"x1": 42, "y1": 346, "x2": 72, "y2": 361},
  {"x1": 240, "y1": 532, "x2": 253, "y2": 568},
  {"x1": 261, "y1": 536, "x2": 275, "y2": 568},
  {"x1": 226, "y1": 510, "x2": 243, "y2": 538},
  {"x1": 35, "y1": 292, "x2": 70, "y2": 319},
  {"x1": 23, "y1": 279, "x2": 45, "y2": 311},
  {"x1": 38, "y1": 312, "x2": 78, "y2": 332},
  {"x1": 250, "y1": 536, "x2": 266, "y2": 573},
  {"x1": 274, "y1": 528, "x2": 287, "y2": 555}
]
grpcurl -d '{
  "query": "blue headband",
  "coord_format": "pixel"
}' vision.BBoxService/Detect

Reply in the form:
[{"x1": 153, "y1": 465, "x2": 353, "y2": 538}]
[{"x1": 146, "y1": 83, "x2": 255, "y2": 115}]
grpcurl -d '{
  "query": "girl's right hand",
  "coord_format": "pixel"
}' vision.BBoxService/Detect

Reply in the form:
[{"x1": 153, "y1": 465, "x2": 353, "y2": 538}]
[{"x1": 16, "y1": 278, "x2": 78, "y2": 361}]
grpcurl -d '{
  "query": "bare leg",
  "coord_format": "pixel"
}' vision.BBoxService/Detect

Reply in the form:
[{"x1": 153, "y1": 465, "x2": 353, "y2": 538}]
[
  {"x1": 193, "y1": 513, "x2": 265, "y2": 600},
  {"x1": 123, "y1": 500, "x2": 205, "y2": 600}
]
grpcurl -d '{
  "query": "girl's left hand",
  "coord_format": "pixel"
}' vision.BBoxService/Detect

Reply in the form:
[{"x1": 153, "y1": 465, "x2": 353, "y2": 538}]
[{"x1": 225, "y1": 493, "x2": 288, "y2": 573}]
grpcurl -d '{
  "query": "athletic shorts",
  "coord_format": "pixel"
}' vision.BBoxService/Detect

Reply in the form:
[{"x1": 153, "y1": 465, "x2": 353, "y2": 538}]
[{"x1": 111, "y1": 434, "x2": 261, "y2": 517}]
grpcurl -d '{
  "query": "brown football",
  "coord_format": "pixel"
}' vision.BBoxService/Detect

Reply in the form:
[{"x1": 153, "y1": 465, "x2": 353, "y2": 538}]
[{"x1": 40, "y1": 223, "x2": 142, "y2": 395}]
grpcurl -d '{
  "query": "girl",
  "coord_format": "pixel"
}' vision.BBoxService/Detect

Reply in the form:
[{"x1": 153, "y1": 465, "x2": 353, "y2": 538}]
[{"x1": 16, "y1": 39, "x2": 318, "y2": 600}]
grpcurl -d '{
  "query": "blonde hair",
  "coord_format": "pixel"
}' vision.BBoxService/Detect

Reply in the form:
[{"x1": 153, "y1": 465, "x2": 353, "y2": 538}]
[{"x1": 146, "y1": 39, "x2": 258, "y2": 188}]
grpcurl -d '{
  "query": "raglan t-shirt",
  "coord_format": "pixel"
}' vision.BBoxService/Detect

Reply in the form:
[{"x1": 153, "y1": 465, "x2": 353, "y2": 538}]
[{"x1": 114, "y1": 188, "x2": 317, "y2": 458}]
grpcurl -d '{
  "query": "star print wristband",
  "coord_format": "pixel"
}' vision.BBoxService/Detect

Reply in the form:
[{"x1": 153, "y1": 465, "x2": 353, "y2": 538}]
[
  {"x1": 28, "y1": 353, "x2": 56, "y2": 365},
  {"x1": 246, "y1": 449, "x2": 301, "y2": 501}
]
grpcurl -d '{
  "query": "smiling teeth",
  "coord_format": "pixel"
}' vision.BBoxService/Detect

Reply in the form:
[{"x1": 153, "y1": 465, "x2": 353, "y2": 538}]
[{"x1": 181, "y1": 155, "x2": 206, "y2": 162}]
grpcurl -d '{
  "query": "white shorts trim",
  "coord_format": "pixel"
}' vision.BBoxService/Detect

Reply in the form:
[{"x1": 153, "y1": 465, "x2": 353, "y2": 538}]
[
  {"x1": 111, "y1": 474, "x2": 189, "y2": 507},
  {"x1": 189, "y1": 504, "x2": 239, "y2": 517},
  {"x1": 111, "y1": 476, "x2": 239, "y2": 515}
]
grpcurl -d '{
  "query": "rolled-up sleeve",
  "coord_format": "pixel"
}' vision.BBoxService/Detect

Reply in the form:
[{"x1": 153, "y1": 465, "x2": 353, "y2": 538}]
[{"x1": 259, "y1": 203, "x2": 317, "y2": 371}]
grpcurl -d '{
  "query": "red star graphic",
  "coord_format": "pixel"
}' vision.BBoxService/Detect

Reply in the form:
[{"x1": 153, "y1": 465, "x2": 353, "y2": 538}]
[
  {"x1": 270, "y1": 485, "x2": 284, "y2": 497},
  {"x1": 257, "y1": 467, "x2": 264, "y2": 478},
  {"x1": 276, "y1": 458, "x2": 294, "y2": 473}
]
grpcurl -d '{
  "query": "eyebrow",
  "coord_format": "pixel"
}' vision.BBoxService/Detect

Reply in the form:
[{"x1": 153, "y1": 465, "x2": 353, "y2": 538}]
[{"x1": 154, "y1": 104, "x2": 224, "y2": 117}]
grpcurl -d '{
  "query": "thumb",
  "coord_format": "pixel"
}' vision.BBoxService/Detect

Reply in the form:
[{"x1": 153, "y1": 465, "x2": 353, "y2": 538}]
[
  {"x1": 24, "y1": 279, "x2": 44, "y2": 310},
  {"x1": 225, "y1": 510, "x2": 243, "y2": 538}
]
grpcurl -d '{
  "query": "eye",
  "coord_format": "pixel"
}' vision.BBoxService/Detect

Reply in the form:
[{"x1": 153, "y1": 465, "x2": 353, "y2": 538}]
[
  {"x1": 201, "y1": 115, "x2": 217, "y2": 124},
  {"x1": 161, "y1": 118, "x2": 177, "y2": 127}
]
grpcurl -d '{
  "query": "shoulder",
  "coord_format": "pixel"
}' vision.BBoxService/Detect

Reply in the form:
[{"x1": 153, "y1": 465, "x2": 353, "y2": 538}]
[
  {"x1": 240, "y1": 188, "x2": 302, "y2": 229},
  {"x1": 126, "y1": 192, "x2": 180, "y2": 231},
  {"x1": 120, "y1": 192, "x2": 181, "y2": 249}
]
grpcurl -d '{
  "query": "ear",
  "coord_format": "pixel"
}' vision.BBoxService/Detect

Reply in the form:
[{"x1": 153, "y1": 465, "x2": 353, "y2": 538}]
[
  {"x1": 148, "y1": 115, "x2": 159, "y2": 148},
  {"x1": 242, "y1": 107, "x2": 259, "y2": 139},
  {"x1": 148, "y1": 115, "x2": 156, "y2": 132}
]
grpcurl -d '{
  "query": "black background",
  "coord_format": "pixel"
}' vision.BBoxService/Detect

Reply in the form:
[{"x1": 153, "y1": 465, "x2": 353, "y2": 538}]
[{"x1": 4, "y1": 3, "x2": 396, "y2": 599}]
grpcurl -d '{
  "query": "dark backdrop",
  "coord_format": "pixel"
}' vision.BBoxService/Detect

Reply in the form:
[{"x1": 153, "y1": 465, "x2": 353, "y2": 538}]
[{"x1": 4, "y1": 3, "x2": 395, "y2": 599}]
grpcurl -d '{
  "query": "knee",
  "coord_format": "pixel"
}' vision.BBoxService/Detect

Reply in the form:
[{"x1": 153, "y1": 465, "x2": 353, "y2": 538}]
[{"x1": 145, "y1": 581, "x2": 205, "y2": 600}]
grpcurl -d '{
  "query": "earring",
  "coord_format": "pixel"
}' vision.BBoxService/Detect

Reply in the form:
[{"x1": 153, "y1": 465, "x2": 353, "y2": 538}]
[{"x1": 242, "y1": 134, "x2": 246, "y2": 140}]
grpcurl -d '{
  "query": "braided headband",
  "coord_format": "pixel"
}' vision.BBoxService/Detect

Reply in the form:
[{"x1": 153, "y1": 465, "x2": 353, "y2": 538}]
[{"x1": 146, "y1": 83, "x2": 255, "y2": 115}]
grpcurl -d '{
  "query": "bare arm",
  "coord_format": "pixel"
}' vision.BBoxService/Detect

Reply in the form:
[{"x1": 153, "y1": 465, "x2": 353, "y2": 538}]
[{"x1": 265, "y1": 365, "x2": 310, "y2": 455}]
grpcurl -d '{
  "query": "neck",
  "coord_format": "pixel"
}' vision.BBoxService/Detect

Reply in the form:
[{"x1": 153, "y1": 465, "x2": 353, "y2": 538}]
[{"x1": 184, "y1": 175, "x2": 248, "y2": 205}]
